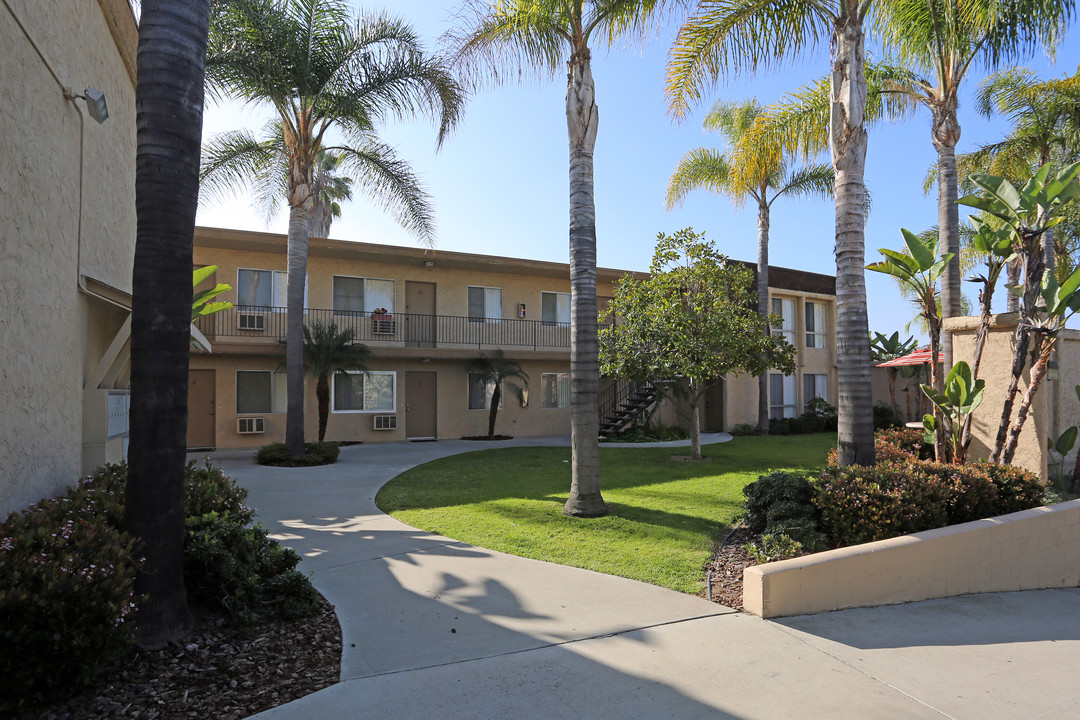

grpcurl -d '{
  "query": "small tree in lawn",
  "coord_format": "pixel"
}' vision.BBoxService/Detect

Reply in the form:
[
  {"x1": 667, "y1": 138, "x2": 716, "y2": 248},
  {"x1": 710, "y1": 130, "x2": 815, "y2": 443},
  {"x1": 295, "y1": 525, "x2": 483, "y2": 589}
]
[
  {"x1": 470, "y1": 350, "x2": 529, "y2": 440},
  {"x1": 958, "y1": 162, "x2": 1080, "y2": 464},
  {"x1": 302, "y1": 322, "x2": 371, "y2": 443},
  {"x1": 599, "y1": 228, "x2": 795, "y2": 460}
]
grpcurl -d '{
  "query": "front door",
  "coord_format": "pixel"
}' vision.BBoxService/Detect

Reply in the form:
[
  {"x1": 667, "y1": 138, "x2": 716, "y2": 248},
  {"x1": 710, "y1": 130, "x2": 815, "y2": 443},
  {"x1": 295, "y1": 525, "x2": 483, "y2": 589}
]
[
  {"x1": 704, "y1": 379, "x2": 725, "y2": 432},
  {"x1": 405, "y1": 371, "x2": 437, "y2": 440},
  {"x1": 405, "y1": 281, "x2": 436, "y2": 347},
  {"x1": 187, "y1": 369, "x2": 216, "y2": 448}
]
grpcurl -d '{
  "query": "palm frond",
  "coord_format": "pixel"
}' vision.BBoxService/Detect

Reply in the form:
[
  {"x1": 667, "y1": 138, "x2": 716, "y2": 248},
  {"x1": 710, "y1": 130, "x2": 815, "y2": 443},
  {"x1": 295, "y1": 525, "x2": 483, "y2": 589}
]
[
  {"x1": 199, "y1": 128, "x2": 285, "y2": 211},
  {"x1": 774, "y1": 163, "x2": 834, "y2": 203},
  {"x1": 665, "y1": 148, "x2": 739, "y2": 209}
]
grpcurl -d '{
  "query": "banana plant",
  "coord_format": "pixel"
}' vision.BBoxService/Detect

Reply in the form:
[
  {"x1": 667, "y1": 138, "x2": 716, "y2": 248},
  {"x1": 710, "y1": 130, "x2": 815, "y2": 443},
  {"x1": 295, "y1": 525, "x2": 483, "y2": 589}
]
[
  {"x1": 921, "y1": 361, "x2": 985, "y2": 464},
  {"x1": 192, "y1": 264, "x2": 232, "y2": 321},
  {"x1": 1048, "y1": 425, "x2": 1077, "y2": 489},
  {"x1": 868, "y1": 230, "x2": 954, "y2": 461},
  {"x1": 958, "y1": 162, "x2": 1080, "y2": 463}
]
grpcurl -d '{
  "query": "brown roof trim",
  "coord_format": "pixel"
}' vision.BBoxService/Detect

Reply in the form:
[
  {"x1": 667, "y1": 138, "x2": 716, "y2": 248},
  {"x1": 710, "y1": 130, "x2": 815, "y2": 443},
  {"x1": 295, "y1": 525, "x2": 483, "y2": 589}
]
[{"x1": 731, "y1": 260, "x2": 837, "y2": 296}]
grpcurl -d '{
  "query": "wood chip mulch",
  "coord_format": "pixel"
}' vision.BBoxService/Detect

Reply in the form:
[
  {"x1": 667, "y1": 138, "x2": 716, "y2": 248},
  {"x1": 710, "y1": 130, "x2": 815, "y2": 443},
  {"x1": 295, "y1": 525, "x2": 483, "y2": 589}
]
[
  {"x1": 17, "y1": 594, "x2": 342, "y2": 720},
  {"x1": 703, "y1": 526, "x2": 760, "y2": 611}
]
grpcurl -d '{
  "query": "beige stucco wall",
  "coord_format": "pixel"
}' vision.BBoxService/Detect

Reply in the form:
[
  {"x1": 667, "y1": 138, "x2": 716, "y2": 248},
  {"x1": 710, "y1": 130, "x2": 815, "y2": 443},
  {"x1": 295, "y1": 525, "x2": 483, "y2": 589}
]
[
  {"x1": 744, "y1": 499, "x2": 1080, "y2": 618},
  {"x1": 946, "y1": 315, "x2": 1048, "y2": 478},
  {"x1": 871, "y1": 366, "x2": 925, "y2": 423},
  {"x1": 1, "y1": 0, "x2": 137, "y2": 514}
]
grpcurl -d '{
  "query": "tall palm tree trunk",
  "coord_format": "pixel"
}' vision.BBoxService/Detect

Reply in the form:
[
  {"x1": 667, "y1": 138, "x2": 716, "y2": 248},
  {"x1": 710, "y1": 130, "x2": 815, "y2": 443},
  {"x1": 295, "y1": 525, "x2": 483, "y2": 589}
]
[
  {"x1": 563, "y1": 50, "x2": 607, "y2": 517},
  {"x1": 934, "y1": 103, "x2": 962, "y2": 374},
  {"x1": 125, "y1": 0, "x2": 210, "y2": 647},
  {"x1": 831, "y1": 10, "x2": 875, "y2": 467},
  {"x1": 285, "y1": 203, "x2": 310, "y2": 458},
  {"x1": 757, "y1": 199, "x2": 771, "y2": 433}
]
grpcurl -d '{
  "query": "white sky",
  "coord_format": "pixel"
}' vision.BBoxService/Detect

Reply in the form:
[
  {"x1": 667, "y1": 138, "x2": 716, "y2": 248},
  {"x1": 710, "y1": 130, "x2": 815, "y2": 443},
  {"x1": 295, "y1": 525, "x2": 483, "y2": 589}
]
[{"x1": 195, "y1": 2, "x2": 1080, "y2": 342}]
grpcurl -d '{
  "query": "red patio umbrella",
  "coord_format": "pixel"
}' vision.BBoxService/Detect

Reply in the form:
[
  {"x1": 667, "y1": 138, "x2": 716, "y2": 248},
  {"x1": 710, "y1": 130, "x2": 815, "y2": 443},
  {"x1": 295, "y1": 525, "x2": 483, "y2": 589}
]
[{"x1": 876, "y1": 347, "x2": 944, "y2": 368}]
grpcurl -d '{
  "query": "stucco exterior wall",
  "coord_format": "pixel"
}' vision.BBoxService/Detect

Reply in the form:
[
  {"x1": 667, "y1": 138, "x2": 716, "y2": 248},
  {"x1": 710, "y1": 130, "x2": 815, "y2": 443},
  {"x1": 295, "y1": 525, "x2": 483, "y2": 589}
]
[{"x1": 1, "y1": 0, "x2": 137, "y2": 514}]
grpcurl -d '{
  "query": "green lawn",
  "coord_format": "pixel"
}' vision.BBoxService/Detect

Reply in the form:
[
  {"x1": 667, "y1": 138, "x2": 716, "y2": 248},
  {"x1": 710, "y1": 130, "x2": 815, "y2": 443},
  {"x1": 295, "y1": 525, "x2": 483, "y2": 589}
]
[{"x1": 376, "y1": 434, "x2": 835, "y2": 594}]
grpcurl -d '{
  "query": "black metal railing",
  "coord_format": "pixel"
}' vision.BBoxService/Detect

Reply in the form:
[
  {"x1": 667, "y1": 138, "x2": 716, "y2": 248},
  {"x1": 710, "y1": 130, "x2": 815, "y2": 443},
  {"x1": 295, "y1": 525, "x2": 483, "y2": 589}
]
[
  {"x1": 194, "y1": 306, "x2": 572, "y2": 351},
  {"x1": 598, "y1": 379, "x2": 658, "y2": 435}
]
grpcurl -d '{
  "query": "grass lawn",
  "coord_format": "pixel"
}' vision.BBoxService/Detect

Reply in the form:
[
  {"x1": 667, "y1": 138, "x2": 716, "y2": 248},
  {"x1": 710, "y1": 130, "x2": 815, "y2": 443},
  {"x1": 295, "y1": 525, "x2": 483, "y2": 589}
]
[{"x1": 376, "y1": 433, "x2": 835, "y2": 595}]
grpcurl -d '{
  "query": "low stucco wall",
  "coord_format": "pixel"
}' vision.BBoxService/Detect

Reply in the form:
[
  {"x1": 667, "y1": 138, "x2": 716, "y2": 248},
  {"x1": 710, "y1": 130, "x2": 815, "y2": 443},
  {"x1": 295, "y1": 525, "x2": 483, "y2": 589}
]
[{"x1": 743, "y1": 499, "x2": 1080, "y2": 618}]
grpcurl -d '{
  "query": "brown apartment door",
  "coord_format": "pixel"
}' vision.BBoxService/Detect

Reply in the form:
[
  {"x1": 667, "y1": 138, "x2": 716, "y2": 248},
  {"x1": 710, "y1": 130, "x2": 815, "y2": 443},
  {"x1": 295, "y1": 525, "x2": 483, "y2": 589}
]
[
  {"x1": 704, "y1": 379, "x2": 725, "y2": 432},
  {"x1": 187, "y1": 369, "x2": 216, "y2": 449},
  {"x1": 405, "y1": 371, "x2": 437, "y2": 440},
  {"x1": 405, "y1": 281, "x2": 436, "y2": 347}
]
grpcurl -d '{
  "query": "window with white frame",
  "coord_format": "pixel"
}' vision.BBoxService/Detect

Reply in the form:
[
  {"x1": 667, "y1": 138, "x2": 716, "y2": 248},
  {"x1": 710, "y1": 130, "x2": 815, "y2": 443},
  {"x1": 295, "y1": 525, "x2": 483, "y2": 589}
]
[
  {"x1": 541, "y1": 372, "x2": 571, "y2": 409},
  {"x1": 803, "y1": 374, "x2": 829, "y2": 411},
  {"x1": 236, "y1": 370, "x2": 287, "y2": 414},
  {"x1": 771, "y1": 297, "x2": 795, "y2": 344},
  {"x1": 333, "y1": 276, "x2": 395, "y2": 315},
  {"x1": 236, "y1": 268, "x2": 306, "y2": 308},
  {"x1": 805, "y1": 301, "x2": 827, "y2": 348},
  {"x1": 541, "y1": 291, "x2": 571, "y2": 324},
  {"x1": 468, "y1": 286, "x2": 502, "y2": 321},
  {"x1": 769, "y1": 373, "x2": 796, "y2": 420},
  {"x1": 332, "y1": 371, "x2": 396, "y2": 412},
  {"x1": 467, "y1": 373, "x2": 501, "y2": 410}
]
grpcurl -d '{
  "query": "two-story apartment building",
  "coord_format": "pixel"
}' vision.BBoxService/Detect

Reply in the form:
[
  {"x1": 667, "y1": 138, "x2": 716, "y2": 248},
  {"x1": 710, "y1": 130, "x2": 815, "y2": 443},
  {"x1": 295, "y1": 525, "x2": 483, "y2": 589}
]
[{"x1": 190, "y1": 227, "x2": 838, "y2": 448}]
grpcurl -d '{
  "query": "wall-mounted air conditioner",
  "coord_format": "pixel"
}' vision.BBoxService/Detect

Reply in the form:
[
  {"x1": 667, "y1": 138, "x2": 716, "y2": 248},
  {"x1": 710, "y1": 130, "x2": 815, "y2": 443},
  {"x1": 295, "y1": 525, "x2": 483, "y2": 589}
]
[
  {"x1": 238, "y1": 417, "x2": 265, "y2": 434},
  {"x1": 238, "y1": 313, "x2": 266, "y2": 331},
  {"x1": 373, "y1": 414, "x2": 397, "y2": 430}
]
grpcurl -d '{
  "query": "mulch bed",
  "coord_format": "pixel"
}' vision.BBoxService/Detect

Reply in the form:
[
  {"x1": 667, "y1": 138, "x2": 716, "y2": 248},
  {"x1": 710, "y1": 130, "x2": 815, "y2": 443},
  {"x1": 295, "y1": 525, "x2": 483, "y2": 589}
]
[
  {"x1": 18, "y1": 594, "x2": 342, "y2": 720},
  {"x1": 703, "y1": 526, "x2": 760, "y2": 610}
]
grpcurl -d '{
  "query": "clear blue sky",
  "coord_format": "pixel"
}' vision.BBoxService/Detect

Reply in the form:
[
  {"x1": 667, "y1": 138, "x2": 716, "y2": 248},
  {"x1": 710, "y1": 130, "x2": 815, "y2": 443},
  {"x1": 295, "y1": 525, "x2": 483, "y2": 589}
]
[{"x1": 195, "y1": 2, "x2": 1080, "y2": 343}]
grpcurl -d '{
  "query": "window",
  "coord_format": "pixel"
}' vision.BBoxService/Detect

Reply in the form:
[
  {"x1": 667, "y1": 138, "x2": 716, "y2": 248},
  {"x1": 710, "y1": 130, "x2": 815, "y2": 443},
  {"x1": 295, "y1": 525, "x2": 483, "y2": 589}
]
[
  {"x1": 333, "y1": 276, "x2": 395, "y2": 315},
  {"x1": 806, "y1": 301, "x2": 827, "y2": 348},
  {"x1": 803, "y1": 374, "x2": 829, "y2": 411},
  {"x1": 771, "y1": 297, "x2": 795, "y2": 344},
  {"x1": 468, "y1": 286, "x2": 502, "y2": 321},
  {"x1": 332, "y1": 371, "x2": 396, "y2": 412},
  {"x1": 467, "y1": 373, "x2": 501, "y2": 410},
  {"x1": 769, "y1": 373, "x2": 796, "y2": 420},
  {"x1": 236, "y1": 371, "x2": 286, "y2": 414},
  {"x1": 541, "y1": 372, "x2": 571, "y2": 409},
  {"x1": 542, "y1": 291, "x2": 571, "y2": 324},
  {"x1": 237, "y1": 268, "x2": 305, "y2": 308}
]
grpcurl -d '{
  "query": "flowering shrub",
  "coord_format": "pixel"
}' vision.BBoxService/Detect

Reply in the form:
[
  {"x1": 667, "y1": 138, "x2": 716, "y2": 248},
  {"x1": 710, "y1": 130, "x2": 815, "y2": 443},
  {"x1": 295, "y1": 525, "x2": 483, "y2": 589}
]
[{"x1": 0, "y1": 488, "x2": 139, "y2": 708}]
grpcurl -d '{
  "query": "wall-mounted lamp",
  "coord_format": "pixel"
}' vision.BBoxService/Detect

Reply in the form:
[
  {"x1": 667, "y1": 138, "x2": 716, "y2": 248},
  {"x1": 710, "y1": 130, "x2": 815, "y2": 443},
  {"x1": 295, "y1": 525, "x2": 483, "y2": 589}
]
[
  {"x1": 423, "y1": 260, "x2": 435, "y2": 267},
  {"x1": 66, "y1": 86, "x2": 109, "y2": 124}
]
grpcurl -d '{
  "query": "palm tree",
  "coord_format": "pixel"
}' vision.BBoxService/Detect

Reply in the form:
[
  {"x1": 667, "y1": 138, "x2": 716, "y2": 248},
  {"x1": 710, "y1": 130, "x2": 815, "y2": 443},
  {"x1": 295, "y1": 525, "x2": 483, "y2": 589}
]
[
  {"x1": 668, "y1": 0, "x2": 880, "y2": 466},
  {"x1": 873, "y1": 0, "x2": 1074, "y2": 372},
  {"x1": 666, "y1": 98, "x2": 833, "y2": 433},
  {"x1": 446, "y1": 0, "x2": 685, "y2": 517},
  {"x1": 125, "y1": 0, "x2": 211, "y2": 646},
  {"x1": 301, "y1": 322, "x2": 372, "y2": 442},
  {"x1": 203, "y1": 0, "x2": 463, "y2": 459},
  {"x1": 470, "y1": 350, "x2": 530, "y2": 440},
  {"x1": 309, "y1": 151, "x2": 353, "y2": 239}
]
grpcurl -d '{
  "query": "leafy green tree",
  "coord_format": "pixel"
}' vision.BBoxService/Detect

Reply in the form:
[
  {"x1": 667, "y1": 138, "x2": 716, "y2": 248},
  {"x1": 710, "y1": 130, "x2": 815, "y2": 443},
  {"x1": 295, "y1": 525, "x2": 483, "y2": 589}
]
[
  {"x1": 867, "y1": 230, "x2": 954, "y2": 460},
  {"x1": 665, "y1": 98, "x2": 832, "y2": 433},
  {"x1": 203, "y1": 0, "x2": 463, "y2": 459},
  {"x1": 873, "y1": 0, "x2": 1074, "y2": 371},
  {"x1": 126, "y1": 0, "x2": 211, "y2": 646},
  {"x1": 470, "y1": 350, "x2": 530, "y2": 440},
  {"x1": 667, "y1": 0, "x2": 886, "y2": 467},
  {"x1": 301, "y1": 322, "x2": 372, "y2": 443},
  {"x1": 599, "y1": 229, "x2": 795, "y2": 460},
  {"x1": 447, "y1": 0, "x2": 686, "y2": 516},
  {"x1": 958, "y1": 162, "x2": 1080, "y2": 464},
  {"x1": 309, "y1": 151, "x2": 353, "y2": 239},
  {"x1": 869, "y1": 331, "x2": 917, "y2": 412}
]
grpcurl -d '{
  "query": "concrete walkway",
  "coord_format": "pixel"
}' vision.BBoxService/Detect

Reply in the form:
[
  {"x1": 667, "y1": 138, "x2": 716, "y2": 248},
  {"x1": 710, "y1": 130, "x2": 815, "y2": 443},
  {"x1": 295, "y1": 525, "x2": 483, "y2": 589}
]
[{"x1": 191, "y1": 438, "x2": 1080, "y2": 719}]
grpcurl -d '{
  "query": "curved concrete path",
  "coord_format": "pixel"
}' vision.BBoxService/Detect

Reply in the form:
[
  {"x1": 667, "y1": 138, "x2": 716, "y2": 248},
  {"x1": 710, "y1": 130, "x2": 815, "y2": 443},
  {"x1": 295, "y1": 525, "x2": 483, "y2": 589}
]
[{"x1": 192, "y1": 438, "x2": 1080, "y2": 719}]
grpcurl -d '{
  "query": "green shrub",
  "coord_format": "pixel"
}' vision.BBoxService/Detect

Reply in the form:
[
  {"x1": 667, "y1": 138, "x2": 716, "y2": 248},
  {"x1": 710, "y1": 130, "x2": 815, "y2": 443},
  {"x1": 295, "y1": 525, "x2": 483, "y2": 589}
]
[
  {"x1": 768, "y1": 418, "x2": 793, "y2": 435},
  {"x1": 974, "y1": 461, "x2": 1045, "y2": 514},
  {"x1": 184, "y1": 460, "x2": 254, "y2": 523},
  {"x1": 873, "y1": 401, "x2": 904, "y2": 429},
  {"x1": 184, "y1": 513, "x2": 318, "y2": 629},
  {"x1": 256, "y1": 441, "x2": 340, "y2": 466},
  {"x1": 743, "y1": 533, "x2": 804, "y2": 564},
  {"x1": 743, "y1": 472, "x2": 816, "y2": 533},
  {"x1": 0, "y1": 489, "x2": 139, "y2": 709},
  {"x1": 730, "y1": 423, "x2": 760, "y2": 436}
]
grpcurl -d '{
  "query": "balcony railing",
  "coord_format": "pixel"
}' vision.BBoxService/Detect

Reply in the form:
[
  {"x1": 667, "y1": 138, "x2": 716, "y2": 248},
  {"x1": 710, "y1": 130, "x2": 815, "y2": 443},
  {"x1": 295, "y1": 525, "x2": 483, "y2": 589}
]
[{"x1": 194, "y1": 306, "x2": 572, "y2": 351}]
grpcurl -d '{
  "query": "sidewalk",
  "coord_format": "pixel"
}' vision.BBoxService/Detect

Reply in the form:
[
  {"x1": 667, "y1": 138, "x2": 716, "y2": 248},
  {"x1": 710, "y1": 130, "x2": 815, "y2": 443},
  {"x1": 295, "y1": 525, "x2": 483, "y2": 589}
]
[{"x1": 191, "y1": 439, "x2": 1080, "y2": 719}]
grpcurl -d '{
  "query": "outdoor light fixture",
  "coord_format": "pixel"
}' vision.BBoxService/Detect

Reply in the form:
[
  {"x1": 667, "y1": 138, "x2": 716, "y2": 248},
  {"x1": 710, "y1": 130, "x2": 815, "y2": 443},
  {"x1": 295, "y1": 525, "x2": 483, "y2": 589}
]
[
  {"x1": 423, "y1": 260, "x2": 435, "y2": 267},
  {"x1": 66, "y1": 86, "x2": 109, "y2": 124}
]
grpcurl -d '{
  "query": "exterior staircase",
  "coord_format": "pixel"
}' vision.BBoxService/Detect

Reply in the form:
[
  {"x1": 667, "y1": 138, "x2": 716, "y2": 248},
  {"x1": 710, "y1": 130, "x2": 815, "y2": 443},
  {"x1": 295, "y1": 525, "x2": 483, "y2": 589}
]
[{"x1": 598, "y1": 380, "x2": 659, "y2": 437}]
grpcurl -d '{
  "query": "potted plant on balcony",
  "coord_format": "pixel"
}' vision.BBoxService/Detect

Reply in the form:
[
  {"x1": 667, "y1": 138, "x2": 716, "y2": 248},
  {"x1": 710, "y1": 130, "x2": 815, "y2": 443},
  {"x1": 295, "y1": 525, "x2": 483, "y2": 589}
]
[
  {"x1": 370, "y1": 307, "x2": 394, "y2": 335},
  {"x1": 371, "y1": 307, "x2": 391, "y2": 321}
]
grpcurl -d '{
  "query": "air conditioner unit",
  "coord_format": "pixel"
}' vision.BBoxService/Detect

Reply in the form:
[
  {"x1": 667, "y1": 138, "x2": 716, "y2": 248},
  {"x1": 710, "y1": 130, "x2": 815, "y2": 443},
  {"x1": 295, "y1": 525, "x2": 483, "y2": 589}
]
[
  {"x1": 238, "y1": 313, "x2": 266, "y2": 331},
  {"x1": 372, "y1": 319, "x2": 396, "y2": 335},
  {"x1": 237, "y1": 417, "x2": 265, "y2": 434},
  {"x1": 372, "y1": 414, "x2": 397, "y2": 430}
]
